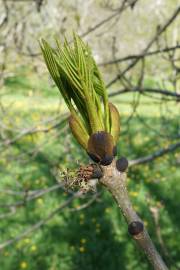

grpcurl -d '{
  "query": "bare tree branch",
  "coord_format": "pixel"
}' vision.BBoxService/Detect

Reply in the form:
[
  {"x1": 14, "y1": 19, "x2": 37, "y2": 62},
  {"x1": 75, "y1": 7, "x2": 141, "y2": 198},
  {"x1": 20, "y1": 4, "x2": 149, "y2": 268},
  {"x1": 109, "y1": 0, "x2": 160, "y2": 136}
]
[
  {"x1": 80, "y1": 0, "x2": 132, "y2": 38},
  {"x1": 107, "y1": 6, "x2": 180, "y2": 88},
  {"x1": 109, "y1": 86, "x2": 180, "y2": 100},
  {"x1": 129, "y1": 141, "x2": 180, "y2": 166},
  {"x1": 99, "y1": 45, "x2": 180, "y2": 66}
]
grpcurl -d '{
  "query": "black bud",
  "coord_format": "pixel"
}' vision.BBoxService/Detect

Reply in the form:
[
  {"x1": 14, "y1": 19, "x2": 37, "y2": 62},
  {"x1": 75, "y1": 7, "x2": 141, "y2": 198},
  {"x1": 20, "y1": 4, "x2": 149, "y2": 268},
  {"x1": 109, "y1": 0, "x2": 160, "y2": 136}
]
[
  {"x1": 116, "y1": 157, "x2": 128, "y2": 172},
  {"x1": 128, "y1": 221, "x2": 144, "y2": 235},
  {"x1": 100, "y1": 155, "x2": 114, "y2": 166}
]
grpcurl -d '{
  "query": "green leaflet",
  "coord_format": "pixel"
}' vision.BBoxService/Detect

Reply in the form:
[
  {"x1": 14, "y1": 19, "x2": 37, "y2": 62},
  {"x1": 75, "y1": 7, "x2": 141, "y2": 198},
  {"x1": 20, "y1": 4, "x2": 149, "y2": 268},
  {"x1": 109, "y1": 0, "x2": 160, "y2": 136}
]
[
  {"x1": 40, "y1": 39, "x2": 72, "y2": 110},
  {"x1": 40, "y1": 33, "x2": 114, "y2": 148}
]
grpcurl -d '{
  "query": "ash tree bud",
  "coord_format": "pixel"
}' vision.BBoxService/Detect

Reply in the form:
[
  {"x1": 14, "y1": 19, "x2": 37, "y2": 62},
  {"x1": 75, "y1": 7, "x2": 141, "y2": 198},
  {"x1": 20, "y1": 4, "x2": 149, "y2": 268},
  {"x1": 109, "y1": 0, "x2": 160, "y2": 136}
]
[
  {"x1": 116, "y1": 157, "x2": 128, "y2": 172},
  {"x1": 128, "y1": 221, "x2": 144, "y2": 236},
  {"x1": 87, "y1": 131, "x2": 116, "y2": 166}
]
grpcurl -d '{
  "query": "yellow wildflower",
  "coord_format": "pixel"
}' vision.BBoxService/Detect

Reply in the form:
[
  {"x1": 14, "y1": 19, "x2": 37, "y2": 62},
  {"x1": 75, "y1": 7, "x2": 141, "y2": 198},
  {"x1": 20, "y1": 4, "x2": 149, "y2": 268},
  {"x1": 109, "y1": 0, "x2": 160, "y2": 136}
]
[
  {"x1": 35, "y1": 179, "x2": 40, "y2": 185},
  {"x1": 30, "y1": 245, "x2": 37, "y2": 252},
  {"x1": 80, "y1": 238, "x2": 87, "y2": 244},
  {"x1": 20, "y1": 261, "x2": 28, "y2": 269},
  {"x1": 24, "y1": 238, "x2": 30, "y2": 244},
  {"x1": 36, "y1": 198, "x2": 43, "y2": 205},
  {"x1": 79, "y1": 246, "x2": 85, "y2": 253},
  {"x1": 130, "y1": 191, "x2": 138, "y2": 197},
  {"x1": 144, "y1": 220, "x2": 148, "y2": 227},
  {"x1": 79, "y1": 214, "x2": 85, "y2": 219},
  {"x1": 105, "y1": 207, "x2": 111, "y2": 213}
]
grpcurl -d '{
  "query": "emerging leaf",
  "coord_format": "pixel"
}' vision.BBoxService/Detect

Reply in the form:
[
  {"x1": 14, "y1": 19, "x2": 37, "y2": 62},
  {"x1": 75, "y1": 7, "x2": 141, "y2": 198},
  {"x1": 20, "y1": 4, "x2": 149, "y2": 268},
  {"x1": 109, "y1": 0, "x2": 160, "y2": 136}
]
[{"x1": 40, "y1": 33, "x2": 120, "y2": 161}]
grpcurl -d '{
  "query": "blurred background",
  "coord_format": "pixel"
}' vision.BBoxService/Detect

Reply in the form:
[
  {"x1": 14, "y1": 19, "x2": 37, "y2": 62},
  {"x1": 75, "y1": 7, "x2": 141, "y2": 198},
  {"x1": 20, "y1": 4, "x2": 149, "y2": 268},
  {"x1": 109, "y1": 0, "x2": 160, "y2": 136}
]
[{"x1": 0, "y1": 0, "x2": 180, "y2": 269}]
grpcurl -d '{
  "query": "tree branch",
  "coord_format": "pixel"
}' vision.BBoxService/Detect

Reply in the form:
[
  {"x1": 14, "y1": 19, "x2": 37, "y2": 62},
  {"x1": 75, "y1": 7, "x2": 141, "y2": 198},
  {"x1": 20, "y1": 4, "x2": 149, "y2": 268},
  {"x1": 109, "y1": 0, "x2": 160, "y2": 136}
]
[
  {"x1": 81, "y1": 0, "x2": 134, "y2": 38},
  {"x1": 129, "y1": 141, "x2": 180, "y2": 166},
  {"x1": 107, "y1": 6, "x2": 180, "y2": 88},
  {"x1": 100, "y1": 160, "x2": 168, "y2": 270},
  {"x1": 109, "y1": 87, "x2": 180, "y2": 100},
  {"x1": 99, "y1": 45, "x2": 180, "y2": 66}
]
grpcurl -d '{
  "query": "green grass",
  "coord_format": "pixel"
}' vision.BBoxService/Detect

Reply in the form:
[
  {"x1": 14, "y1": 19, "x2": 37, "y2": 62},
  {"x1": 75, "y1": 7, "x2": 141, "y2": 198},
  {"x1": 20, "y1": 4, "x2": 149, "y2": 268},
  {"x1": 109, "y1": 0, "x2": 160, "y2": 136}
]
[{"x1": 0, "y1": 70, "x2": 180, "y2": 270}]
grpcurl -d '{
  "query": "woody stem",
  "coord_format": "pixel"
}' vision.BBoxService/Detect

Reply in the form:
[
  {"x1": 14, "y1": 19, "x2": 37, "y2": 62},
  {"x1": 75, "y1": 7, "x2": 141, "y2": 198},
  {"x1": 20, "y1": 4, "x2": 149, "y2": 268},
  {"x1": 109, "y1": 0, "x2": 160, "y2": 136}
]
[{"x1": 100, "y1": 160, "x2": 169, "y2": 270}]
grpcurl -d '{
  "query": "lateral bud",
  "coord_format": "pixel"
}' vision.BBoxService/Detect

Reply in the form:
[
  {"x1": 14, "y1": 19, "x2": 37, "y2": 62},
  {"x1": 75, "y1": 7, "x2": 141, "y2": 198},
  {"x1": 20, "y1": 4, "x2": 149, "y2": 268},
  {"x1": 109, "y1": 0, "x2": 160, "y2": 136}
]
[
  {"x1": 116, "y1": 157, "x2": 128, "y2": 172},
  {"x1": 128, "y1": 221, "x2": 144, "y2": 236}
]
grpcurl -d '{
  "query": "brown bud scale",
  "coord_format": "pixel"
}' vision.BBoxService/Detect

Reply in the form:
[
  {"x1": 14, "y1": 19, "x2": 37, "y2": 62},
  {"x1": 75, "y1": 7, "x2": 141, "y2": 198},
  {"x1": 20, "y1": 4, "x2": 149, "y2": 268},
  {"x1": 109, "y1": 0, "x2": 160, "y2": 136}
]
[
  {"x1": 77, "y1": 164, "x2": 103, "y2": 180},
  {"x1": 87, "y1": 131, "x2": 115, "y2": 166}
]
